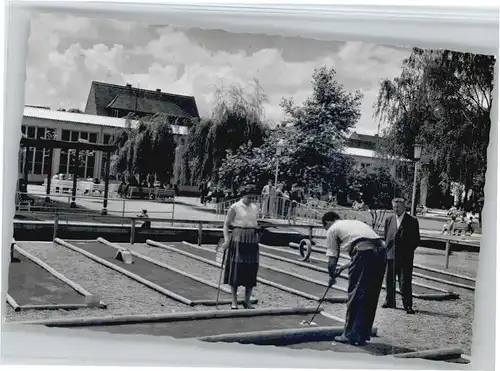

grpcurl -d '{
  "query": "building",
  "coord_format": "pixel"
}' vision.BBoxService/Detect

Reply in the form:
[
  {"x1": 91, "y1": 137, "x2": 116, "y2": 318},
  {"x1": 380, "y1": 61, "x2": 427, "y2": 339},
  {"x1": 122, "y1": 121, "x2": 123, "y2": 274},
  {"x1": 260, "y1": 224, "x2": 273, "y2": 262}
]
[
  {"x1": 84, "y1": 81, "x2": 199, "y2": 123},
  {"x1": 344, "y1": 131, "x2": 400, "y2": 177},
  {"x1": 19, "y1": 106, "x2": 189, "y2": 184},
  {"x1": 20, "y1": 82, "x2": 200, "y2": 185}
]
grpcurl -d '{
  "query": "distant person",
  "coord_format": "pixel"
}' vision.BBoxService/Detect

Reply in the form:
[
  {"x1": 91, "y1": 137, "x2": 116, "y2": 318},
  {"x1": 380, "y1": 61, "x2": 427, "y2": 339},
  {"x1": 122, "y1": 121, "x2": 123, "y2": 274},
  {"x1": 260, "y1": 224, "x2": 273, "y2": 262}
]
[
  {"x1": 288, "y1": 184, "x2": 303, "y2": 224},
  {"x1": 441, "y1": 215, "x2": 456, "y2": 235},
  {"x1": 382, "y1": 198, "x2": 420, "y2": 314},
  {"x1": 322, "y1": 211, "x2": 386, "y2": 346},
  {"x1": 137, "y1": 209, "x2": 151, "y2": 230},
  {"x1": 222, "y1": 185, "x2": 260, "y2": 310},
  {"x1": 260, "y1": 180, "x2": 274, "y2": 218},
  {"x1": 275, "y1": 183, "x2": 284, "y2": 218}
]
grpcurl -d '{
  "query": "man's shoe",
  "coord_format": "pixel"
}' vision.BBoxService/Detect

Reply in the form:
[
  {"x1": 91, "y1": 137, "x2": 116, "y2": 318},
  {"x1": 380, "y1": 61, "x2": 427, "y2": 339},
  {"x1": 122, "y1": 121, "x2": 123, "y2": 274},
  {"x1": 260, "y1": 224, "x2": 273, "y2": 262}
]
[
  {"x1": 382, "y1": 303, "x2": 396, "y2": 309},
  {"x1": 406, "y1": 308, "x2": 416, "y2": 314}
]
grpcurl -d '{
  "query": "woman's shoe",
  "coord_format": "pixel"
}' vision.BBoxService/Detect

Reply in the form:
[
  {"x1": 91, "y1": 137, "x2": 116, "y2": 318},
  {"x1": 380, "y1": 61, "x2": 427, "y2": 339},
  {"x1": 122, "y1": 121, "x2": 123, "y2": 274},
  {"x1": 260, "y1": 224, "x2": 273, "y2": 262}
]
[
  {"x1": 333, "y1": 335, "x2": 356, "y2": 345},
  {"x1": 242, "y1": 302, "x2": 254, "y2": 309},
  {"x1": 231, "y1": 305, "x2": 239, "y2": 310}
]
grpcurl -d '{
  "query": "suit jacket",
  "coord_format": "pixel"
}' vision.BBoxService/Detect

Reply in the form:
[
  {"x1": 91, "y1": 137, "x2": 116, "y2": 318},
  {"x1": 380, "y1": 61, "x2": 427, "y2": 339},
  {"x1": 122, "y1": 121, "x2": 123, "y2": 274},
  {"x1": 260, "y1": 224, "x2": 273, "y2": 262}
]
[{"x1": 384, "y1": 213, "x2": 421, "y2": 261}]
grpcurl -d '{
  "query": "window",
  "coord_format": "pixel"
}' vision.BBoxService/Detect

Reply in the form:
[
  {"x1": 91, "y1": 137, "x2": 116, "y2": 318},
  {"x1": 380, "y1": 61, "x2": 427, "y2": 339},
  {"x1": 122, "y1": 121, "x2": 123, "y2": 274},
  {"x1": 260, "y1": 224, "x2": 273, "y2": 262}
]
[
  {"x1": 113, "y1": 110, "x2": 119, "y2": 117},
  {"x1": 103, "y1": 134, "x2": 111, "y2": 144},
  {"x1": 71, "y1": 131, "x2": 79, "y2": 142},
  {"x1": 27, "y1": 126, "x2": 36, "y2": 138},
  {"x1": 37, "y1": 127, "x2": 46, "y2": 139},
  {"x1": 80, "y1": 132, "x2": 88, "y2": 141},
  {"x1": 89, "y1": 133, "x2": 98, "y2": 143},
  {"x1": 62, "y1": 130, "x2": 70, "y2": 141}
]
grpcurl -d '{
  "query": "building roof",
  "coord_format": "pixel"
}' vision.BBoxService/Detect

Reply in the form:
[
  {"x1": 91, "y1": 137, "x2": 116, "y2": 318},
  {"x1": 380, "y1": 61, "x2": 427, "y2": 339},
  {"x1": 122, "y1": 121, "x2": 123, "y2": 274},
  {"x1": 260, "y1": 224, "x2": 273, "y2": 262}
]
[
  {"x1": 84, "y1": 81, "x2": 200, "y2": 119},
  {"x1": 343, "y1": 146, "x2": 409, "y2": 162},
  {"x1": 23, "y1": 106, "x2": 189, "y2": 136}
]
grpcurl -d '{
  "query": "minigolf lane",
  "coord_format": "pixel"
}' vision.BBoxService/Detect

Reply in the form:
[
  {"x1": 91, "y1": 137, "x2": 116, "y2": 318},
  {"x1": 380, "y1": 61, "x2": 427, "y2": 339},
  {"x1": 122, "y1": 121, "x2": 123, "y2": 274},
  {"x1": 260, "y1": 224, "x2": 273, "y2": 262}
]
[
  {"x1": 8, "y1": 245, "x2": 87, "y2": 309},
  {"x1": 271, "y1": 243, "x2": 459, "y2": 300},
  {"x1": 73, "y1": 311, "x2": 344, "y2": 342},
  {"x1": 59, "y1": 240, "x2": 236, "y2": 306},
  {"x1": 151, "y1": 241, "x2": 348, "y2": 303}
]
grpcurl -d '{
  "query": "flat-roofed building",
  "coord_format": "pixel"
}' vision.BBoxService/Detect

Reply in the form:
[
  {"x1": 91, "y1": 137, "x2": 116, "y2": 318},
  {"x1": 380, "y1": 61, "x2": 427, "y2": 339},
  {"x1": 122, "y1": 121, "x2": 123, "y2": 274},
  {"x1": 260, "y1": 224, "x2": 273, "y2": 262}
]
[{"x1": 20, "y1": 106, "x2": 188, "y2": 184}]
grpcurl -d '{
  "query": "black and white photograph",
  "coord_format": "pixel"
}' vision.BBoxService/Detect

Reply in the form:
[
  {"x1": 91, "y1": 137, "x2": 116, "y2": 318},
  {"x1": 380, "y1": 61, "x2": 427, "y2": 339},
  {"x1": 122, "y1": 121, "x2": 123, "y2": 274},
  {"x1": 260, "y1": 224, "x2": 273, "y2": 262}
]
[{"x1": 4, "y1": 11, "x2": 496, "y2": 365}]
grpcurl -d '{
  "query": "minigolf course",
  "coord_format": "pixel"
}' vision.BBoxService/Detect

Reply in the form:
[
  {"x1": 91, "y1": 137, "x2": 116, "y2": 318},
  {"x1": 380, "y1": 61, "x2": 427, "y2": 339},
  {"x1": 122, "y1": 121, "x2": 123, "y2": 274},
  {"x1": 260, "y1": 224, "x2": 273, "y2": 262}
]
[{"x1": 54, "y1": 238, "x2": 257, "y2": 307}]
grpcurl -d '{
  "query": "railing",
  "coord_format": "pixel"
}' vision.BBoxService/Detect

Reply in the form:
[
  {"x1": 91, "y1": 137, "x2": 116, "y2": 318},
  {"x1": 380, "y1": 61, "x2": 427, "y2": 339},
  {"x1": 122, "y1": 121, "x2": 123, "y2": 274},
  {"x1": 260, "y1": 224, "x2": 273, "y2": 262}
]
[
  {"x1": 14, "y1": 191, "x2": 176, "y2": 219},
  {"x1": 214, "y1": 195, "x2": 388, "y2": 234},
  {"x1": 15, "y1": 211, "x2": 320, "y2": 245}
]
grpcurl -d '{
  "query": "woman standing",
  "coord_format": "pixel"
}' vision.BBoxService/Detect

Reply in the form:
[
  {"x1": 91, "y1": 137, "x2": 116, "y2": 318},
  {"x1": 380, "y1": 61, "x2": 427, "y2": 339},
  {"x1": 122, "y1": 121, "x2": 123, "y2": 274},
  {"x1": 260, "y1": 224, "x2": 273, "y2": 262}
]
[{"x1": 222, "y1": 185, "x2": 260, "y2": 309}]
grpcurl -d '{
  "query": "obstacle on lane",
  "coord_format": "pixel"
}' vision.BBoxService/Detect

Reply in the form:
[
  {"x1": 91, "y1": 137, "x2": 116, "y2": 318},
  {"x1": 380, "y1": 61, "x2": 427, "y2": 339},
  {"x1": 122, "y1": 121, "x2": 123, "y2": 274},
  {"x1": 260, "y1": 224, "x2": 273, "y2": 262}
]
[
  {"x1": 262, "y1": 243, "x2": 459, "y2": 301},
  {"x1": 146, "y1": 240, "x2": 348, "y2": 303},
  {"x1": 54, "y1": 238, "x2": 256, "y2": 307},
  {"x1": 8, "y1": 243, "x2": 106, "y2": 311}
]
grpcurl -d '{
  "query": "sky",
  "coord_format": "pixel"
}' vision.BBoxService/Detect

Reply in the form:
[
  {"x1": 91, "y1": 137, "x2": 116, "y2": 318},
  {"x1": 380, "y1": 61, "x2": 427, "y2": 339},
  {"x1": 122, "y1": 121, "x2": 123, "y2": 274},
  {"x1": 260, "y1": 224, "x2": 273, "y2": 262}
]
[{"x1": 25, "y1": 13, "x2": 412, "y2": 135}]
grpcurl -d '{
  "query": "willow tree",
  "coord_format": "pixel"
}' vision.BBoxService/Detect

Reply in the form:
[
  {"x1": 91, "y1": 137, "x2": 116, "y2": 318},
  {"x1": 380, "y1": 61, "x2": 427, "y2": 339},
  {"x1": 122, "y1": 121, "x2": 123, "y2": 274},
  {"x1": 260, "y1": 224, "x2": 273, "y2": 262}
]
[
  {"x1": 374, "y1": 48, "x2": 495, "y2": 210},
  {"x1": 111, "y1": 113, "x2": 177, "y2": 184},
  {"x1": 175, "y1": 79, "x2": 270, "y2": 186}
]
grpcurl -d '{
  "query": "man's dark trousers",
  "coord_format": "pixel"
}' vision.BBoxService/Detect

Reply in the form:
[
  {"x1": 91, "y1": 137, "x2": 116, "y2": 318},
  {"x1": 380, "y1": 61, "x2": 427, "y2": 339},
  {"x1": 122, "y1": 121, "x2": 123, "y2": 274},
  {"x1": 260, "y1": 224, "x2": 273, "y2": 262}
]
[{"x1": 385, "y1": 254, "x2": 414, "y2": 309}]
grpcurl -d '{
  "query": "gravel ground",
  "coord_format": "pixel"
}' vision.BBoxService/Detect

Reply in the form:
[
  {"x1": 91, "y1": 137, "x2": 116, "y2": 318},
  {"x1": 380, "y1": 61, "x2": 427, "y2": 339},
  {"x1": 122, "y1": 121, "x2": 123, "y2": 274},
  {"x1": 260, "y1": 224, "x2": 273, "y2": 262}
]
[
  {"x1": 5, "y1": 240, "x2": 475, "y2": 357},
  {"x1": 413, "y1": 247, "x2": 478, "y2": 278}
]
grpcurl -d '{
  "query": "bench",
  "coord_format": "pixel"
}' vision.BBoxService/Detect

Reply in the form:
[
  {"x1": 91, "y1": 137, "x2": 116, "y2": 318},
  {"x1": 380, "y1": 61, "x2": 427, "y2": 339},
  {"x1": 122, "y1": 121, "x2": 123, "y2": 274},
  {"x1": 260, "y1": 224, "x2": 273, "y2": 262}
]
[
  {"x1": 155, "y1": 189, "x2": 175, "y2": 202},
  {"x1": 450, "y1": 221, "x2": 474, "y2": 236},
  {"x1": 127, "y1": 186, "x2": 153, "y2": 199},
  {"x1": 16, "y1": 193, "x2": 34, "y2": 212}
]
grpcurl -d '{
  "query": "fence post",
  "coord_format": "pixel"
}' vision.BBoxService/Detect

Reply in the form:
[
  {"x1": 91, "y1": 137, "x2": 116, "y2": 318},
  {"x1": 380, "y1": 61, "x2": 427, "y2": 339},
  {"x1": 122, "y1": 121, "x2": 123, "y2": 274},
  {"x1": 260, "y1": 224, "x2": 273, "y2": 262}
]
[
  {"x1": 130, "y1": 218, "x2": 136, "y2": 245},
  {"x1": 53, "y1": 213, "x2": 59, "y2": 241},
  {"x1": 122, "y1": 199, "x2": 126, "y2": 217},
  {"x1": 198, "y1": 222, "x2": 203, "y2": 246},
  {"x1": 171, "y1": 197, "x2": 176, "y2": 226},
  {"x1": 308, "y1": 226, "x2": 313, "y2": 241},
  {"x1": 444, "y1": 239, "x2": 451, "y2": 269}
]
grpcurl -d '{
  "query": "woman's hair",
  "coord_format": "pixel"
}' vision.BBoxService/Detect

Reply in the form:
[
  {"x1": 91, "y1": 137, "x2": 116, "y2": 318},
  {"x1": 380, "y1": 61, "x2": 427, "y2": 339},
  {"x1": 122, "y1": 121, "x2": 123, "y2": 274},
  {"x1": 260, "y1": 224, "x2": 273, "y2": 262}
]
[
  {"x1": 238, "y1": 184, "x2": 258, "y2": 198},
  {"x1": 322, "y1": 211, "x2": 341, "y2": 226}
]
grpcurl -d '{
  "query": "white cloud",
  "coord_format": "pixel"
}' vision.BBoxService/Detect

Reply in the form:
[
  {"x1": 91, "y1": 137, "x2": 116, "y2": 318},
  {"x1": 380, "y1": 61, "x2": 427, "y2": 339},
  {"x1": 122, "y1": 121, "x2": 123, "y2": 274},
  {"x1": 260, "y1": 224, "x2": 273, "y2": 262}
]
[{"x1": 25, "y1": 13, "x2": 409, "y2": 134}]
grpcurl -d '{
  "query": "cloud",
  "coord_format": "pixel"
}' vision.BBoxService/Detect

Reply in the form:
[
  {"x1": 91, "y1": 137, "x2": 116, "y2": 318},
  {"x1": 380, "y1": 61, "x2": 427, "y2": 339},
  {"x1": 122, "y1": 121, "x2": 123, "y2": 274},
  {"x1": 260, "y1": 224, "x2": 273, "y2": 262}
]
[{"x1": 25, "y1": 13, "x2": 409, "y2": 134}]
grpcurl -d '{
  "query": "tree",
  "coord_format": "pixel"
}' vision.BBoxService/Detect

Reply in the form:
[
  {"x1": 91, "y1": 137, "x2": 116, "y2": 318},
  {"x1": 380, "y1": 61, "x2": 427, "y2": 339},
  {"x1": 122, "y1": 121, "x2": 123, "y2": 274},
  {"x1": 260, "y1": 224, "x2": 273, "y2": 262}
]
[
  {"x1": 218, "y1": 66, "x2": 362, "y2": 196},
  {"x1": 175, "y1": 80, "x2": 270, "y2": 186},
  {"x1": 348, "y1": 167, "x2": 401, "y2": 209},
  {"x1": 374, "y1": 48, "x2": 495, "y2": 209},
  {"x1": 110, "y1": 113, "x2": 176, "y2": 183}
]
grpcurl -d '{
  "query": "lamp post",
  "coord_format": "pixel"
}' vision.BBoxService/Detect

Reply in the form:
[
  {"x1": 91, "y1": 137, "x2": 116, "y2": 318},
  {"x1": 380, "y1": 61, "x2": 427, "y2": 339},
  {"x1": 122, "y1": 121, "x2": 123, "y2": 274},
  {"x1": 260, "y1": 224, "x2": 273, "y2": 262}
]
[
  {"x1": 273, "y1": 139, "x2": 285, "y2": 218},
  {"x1": 274, "y1": 139, "x2": 285, "y2": 187},
  {"x1": 410, "y1": 143, "x2": 423, "y2": 216}
]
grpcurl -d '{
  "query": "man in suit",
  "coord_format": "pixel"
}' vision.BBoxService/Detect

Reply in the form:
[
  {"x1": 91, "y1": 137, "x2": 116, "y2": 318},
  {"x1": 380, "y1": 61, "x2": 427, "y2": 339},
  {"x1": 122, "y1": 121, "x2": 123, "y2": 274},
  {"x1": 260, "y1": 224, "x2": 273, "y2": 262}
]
[{"x1": 382, "y1": 197, "x2": 421, "y2": 314}]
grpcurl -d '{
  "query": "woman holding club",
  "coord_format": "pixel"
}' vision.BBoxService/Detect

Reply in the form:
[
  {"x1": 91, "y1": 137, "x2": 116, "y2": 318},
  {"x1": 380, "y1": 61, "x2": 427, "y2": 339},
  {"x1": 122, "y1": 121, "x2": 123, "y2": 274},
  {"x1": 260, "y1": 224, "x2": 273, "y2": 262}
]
[
  {"x1": 322, "y1": 211, "x2": 387, "y2": 346},
  {"x1": 222, "y1": 185, "x2": 260, "y2": 310}
]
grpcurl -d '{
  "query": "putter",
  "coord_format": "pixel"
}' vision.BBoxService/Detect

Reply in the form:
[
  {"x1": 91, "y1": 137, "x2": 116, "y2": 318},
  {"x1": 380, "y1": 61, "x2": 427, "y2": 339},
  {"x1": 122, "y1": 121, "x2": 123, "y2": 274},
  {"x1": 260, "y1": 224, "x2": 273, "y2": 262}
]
[
  {"x1": 215, "y1": 238, "x2": 226, "y2": 309},
  {"x1": 299, "y1": 267, "x2": 347, "y2": 326}
]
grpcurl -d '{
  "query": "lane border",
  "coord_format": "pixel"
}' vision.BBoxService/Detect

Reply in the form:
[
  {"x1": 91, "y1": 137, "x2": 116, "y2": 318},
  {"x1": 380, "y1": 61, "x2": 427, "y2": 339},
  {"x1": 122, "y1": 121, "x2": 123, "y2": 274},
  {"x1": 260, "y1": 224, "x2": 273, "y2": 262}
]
[
  {"x1": 392, "y1": 347, "x2": 464, "y2": 361},
  {"x1": 14, "y1": 306, "x2": 321, "y2": 326}
]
